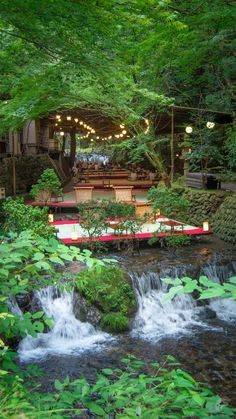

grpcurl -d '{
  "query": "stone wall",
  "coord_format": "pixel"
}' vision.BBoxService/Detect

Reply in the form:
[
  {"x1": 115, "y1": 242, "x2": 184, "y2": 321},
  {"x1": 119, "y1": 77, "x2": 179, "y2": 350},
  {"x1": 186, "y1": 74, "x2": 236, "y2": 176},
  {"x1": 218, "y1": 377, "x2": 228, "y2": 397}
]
[
  {"x1": 0, "y1": 155, "x2": 53, "y2": 195},
  {"x1": 213, "y1": 196, "x2": 236, "y2": 244},
  {"x1": 183, "y1": 190, "x2": 226, "y2": 226}
]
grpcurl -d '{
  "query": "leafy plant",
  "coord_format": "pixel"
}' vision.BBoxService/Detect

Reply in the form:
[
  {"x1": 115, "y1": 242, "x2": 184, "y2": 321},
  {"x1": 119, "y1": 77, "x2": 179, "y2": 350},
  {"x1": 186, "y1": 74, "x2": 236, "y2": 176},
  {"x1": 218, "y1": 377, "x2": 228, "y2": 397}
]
[
  {"x1": 101, "y1": 313, "x2": 129, "y2": 333},
  {"x1": 12, "y1": 356, "x2": 234, "y2": 418},
  {"x1": 161, "y1": 275, "x2": 236, "y2": 301},
  {"x1": 2, "y1": 197, "x2": 55, "y2": 238},
  {"x1": 30, "y1": 169, "x2": 62, "y2": 202},
  {"x1": 164, "y1": 234, "x2": 191, "y2": 248},
  {"x1": 147, "y1": 187, "x2": 189, "y2": 220}
]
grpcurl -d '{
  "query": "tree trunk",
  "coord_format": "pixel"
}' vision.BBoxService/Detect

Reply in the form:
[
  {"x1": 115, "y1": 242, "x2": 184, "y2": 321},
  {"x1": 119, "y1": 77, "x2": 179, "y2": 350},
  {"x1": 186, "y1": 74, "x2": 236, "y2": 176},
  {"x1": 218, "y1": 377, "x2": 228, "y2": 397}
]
[{"x1": 70, "y1": 127, "x2": 76, "y2": 166}]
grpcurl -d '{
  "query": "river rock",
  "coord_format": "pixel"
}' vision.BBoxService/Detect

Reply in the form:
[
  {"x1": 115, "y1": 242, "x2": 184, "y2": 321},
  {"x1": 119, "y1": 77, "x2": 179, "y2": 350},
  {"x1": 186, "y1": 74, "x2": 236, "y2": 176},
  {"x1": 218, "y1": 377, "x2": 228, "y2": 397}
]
[
  {"x1": 198, "y1": 307, "x2": 217, "y2": 320},
  {"x1": 73, "y1": 293, "x2": 102, "y2": 326}
]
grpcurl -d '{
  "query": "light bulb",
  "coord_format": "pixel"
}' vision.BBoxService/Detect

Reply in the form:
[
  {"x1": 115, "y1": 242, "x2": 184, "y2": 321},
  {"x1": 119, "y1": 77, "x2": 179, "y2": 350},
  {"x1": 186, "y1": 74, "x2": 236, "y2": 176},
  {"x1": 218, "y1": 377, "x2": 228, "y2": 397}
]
[
  {"x1": 206, "y1": 122, "x2": 215, "y2": 129},
  {"x1": 185, "y1": 126, "x2": 193, "y2": 134},
  {"x1": 60, "y1": 131, "x2": 64, "y2": 136},
  {"x1": 74, "y1": 118, "x2": 78, "y2": 123},
  {"x1": 122, "y1": 130, "x2": 127, "y2": 134},
  {"x1": 56, "y1": 115, "x2": 60, "y2": 119},
  {"x1": 120, "y1": 124, "x2": 124, "y2": 128},
  {"x1": 67, "y1": 116, "x2": 72, "y2": 121}
]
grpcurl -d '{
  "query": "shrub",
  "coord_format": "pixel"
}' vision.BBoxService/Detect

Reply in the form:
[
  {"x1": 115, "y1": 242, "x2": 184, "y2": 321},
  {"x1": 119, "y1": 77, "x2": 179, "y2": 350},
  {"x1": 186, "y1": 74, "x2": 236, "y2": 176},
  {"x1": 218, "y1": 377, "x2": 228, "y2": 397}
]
[
  {"x1": 164, "y1": 234, "x2": 191, "y2": 248},
  {"x1": 147, "y1": 187, "x2": 189, "y2": 220},
  {"x1": 30, "y1": 168, "x2": 62, "y2": 202},
  {"x1": 2, "y1": 197, "x2": 55, "y2": 238}
]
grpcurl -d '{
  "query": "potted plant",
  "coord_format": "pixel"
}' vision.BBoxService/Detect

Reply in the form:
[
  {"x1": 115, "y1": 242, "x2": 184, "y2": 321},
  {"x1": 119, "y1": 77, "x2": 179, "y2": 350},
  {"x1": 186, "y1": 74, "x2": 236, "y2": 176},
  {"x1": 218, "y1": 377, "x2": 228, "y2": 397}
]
[{"x1": 30, "y1": 169, "x2": 62, "y2": 203}]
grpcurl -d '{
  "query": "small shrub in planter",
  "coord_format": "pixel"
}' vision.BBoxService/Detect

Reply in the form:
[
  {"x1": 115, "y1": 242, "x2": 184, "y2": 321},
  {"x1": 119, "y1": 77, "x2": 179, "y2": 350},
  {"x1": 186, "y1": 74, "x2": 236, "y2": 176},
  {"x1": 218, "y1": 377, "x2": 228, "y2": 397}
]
[{"x1": 30, "y1": 169, "x2": 62, "y2": 203}]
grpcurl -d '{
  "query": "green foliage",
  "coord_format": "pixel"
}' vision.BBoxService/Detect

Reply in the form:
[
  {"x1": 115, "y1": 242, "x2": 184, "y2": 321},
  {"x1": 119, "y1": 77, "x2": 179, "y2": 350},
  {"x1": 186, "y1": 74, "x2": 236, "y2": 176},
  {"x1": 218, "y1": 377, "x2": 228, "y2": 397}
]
[
  {"x1": 224, "y1": 124, "x2": 236, "y2": 173},
  {"x1": 164, "y1": 234, "x2": 191, "y2": 248},
  {"x1": 147, "y1": 187, "x2": 189, "y2": 219},
  {"x1": 2, "y1": 197, "x2": 55, "y2": 238},
  {"x1": 2, "y1": 356, "x2": 234, "y2": 418},
  {"x1": 76, "y1": 265, "x2": 136, "y2": 331},
  {"x1": 78, "y1": 199, "x2": 135, "y2": 219},
  {"x1": 162, "y1": 275, "x2": 236, "y2": 302},
  {"x1": 101, "y1": 313, "x2": 129, "y2": 333},
  {"x1": 30, "y1": 169, "x2": 62, "y2": 201}
]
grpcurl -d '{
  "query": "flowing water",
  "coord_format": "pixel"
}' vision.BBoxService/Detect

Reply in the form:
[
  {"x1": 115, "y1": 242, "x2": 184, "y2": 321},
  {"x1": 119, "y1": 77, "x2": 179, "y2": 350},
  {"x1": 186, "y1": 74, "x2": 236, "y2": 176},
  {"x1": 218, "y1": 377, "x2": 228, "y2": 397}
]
[
  {"x1": 16, "y1": 237, "x2": 236, "y2": 404},
  {"x1": 18, "y1": 287, "x2": 112, "y2": 362}
]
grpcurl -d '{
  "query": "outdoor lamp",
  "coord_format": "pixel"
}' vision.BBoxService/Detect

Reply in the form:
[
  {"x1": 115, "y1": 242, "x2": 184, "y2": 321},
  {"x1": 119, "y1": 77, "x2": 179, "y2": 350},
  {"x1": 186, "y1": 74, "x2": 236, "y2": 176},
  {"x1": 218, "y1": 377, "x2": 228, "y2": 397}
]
[
  {"x1": 71, "y1": 229, "x2": 78, "y2": 240},
  {"x1": 48, "y1": 213, "x2": 54, "y2": 222},
  {"x1": 185, "y1": 126, "x2": 193, "y2": 134},
  {"x1": 203, "y1": 221, "x2": 209, "y2": 232},
  {"x1": 206, "y1": 122, "x2": 215, "y2": 129}
]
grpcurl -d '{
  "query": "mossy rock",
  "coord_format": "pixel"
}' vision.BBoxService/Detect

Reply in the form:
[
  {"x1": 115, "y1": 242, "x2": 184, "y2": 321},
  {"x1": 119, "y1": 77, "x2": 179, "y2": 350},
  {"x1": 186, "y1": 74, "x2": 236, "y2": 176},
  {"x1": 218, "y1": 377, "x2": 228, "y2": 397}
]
[{"x1": 75, "y1": 265, "x2": 137, "y2": 332}]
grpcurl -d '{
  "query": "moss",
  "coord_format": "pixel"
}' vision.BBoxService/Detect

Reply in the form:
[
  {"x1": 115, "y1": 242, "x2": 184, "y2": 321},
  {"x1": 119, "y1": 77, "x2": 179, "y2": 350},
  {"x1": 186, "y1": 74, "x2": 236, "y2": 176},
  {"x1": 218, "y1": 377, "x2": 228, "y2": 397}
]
[
  {"x1": 101, "y1": 313, "x2": 129, "y2": 333},
  {"x1": 75, "y1": 265, "x2": 136, "y2": 332}
]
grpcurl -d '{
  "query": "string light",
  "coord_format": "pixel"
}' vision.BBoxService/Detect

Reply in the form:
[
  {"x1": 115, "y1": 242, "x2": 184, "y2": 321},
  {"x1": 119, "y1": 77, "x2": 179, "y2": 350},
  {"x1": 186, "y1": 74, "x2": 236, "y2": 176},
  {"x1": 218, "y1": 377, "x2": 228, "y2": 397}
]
[
  {"x1": 67, "y1": 116, "x2": 72, "y2": 121},
  {"x1": 120, "y1": 124, "x2": 125, "y2": 128},
  {"x1": 55, "y1": 123, "x2": 58, "y2": 126},
  {"x1": 60, "y1": 131, "x2": 64, "y2": 136},
  {"x1": 122, "y1": 130, "x2": 127, "y2": 134},
  {"x1": 56, "y1": 115, "x2": 60, "y2": 120},
  {"x1": 74, "y1": 118, "x2": 78, "y2": 123},
  {"x1": 185, "y1": 126, "x2": 193, "y2": 134},
  {"x1": 206, "y1": 122, "x2": 215, "y2": 129}
]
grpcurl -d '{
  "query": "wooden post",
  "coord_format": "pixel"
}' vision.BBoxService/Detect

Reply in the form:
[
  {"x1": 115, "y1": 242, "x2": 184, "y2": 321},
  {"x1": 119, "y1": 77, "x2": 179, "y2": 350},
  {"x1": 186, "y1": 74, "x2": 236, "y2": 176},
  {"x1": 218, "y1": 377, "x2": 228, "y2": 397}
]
[{"x1": 170, "y1": 106, "x2": 174, "y2": 184}]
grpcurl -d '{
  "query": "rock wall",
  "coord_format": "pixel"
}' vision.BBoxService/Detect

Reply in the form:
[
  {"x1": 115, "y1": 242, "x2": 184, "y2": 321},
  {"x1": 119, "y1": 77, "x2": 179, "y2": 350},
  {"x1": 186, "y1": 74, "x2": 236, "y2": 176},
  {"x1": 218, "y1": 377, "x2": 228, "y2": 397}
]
[
  {"x1": 213, "y1": 196, "x2": 236, "y2": 244},
  {"x1": 183, "y1": 190, "x2": 226, "y2": 226},
  {"x1": 0, "y1": 155, "x2": 53, "y2": 195}
]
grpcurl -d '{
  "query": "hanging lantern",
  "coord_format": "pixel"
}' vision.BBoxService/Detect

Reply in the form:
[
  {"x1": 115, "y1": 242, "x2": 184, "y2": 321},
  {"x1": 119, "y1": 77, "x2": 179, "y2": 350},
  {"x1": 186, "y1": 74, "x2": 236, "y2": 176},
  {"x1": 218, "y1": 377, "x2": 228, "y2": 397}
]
[
  {"x1": 185, "y1": 126, "x2": 193, "y2": 134},
  {"x1": 48, "y1": 213, "x2": 54, "y2": 222},
  {"x1": 206, "y1": 122, "x2": 215, "y2": 129},
  {"x1": 203, "y1": 221, "x2": 209, "y2": 231}
]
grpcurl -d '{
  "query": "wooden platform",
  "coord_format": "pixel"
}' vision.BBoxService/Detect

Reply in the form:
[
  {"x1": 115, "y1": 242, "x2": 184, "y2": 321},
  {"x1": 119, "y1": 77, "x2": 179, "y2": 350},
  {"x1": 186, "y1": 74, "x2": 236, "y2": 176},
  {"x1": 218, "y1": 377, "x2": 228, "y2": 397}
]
[{"x1": 50, "y1": 216, "x2": 212, "y2": 244}]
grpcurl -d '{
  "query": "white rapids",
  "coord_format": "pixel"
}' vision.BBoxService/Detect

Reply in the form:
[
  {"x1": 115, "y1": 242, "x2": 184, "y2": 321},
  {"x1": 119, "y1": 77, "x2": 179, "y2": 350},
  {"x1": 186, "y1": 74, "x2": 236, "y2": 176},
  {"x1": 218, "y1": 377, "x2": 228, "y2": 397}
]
[
  {"x1": 131, "y1": 271, "x2": 205, "y2": 342},
  {"x1": 18, "y1": 287, "x2": 112, "y2": 362}
]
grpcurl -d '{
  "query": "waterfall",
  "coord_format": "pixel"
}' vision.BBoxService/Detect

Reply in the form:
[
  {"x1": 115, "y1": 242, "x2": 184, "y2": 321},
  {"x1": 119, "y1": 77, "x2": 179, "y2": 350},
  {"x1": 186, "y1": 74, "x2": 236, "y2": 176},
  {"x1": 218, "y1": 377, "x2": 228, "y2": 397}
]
[
  {"x1": 131, "y1": 260, "x2": 236, "y2": 342},
  {"x1": 200, "y1": 261, "x2": 236, "y2": 323},
  {"x1": 131, "y1": 271, "x2": 205, "y2": 342},
  {"x1": 18, "y1": 287, "x2": 112, "y2": 362}
]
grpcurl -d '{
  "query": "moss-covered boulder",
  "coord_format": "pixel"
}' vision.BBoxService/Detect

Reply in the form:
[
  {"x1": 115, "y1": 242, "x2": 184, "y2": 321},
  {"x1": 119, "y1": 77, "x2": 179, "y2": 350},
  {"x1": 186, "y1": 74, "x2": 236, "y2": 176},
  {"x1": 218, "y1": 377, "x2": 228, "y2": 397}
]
[
  {"x1": 213, "y1": 196, "x2": 236, "y2": 244},
  {"x1": 75, "y1": 265, "x2": 137, "y2": 333}
]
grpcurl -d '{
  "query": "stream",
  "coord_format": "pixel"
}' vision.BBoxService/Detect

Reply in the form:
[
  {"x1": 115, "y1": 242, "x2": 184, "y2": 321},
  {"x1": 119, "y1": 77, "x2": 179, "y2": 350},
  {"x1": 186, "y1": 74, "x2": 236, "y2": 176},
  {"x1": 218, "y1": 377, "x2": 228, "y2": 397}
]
[{"x1": 17, "y1": 236, "x2": 236, "y2": 406}]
